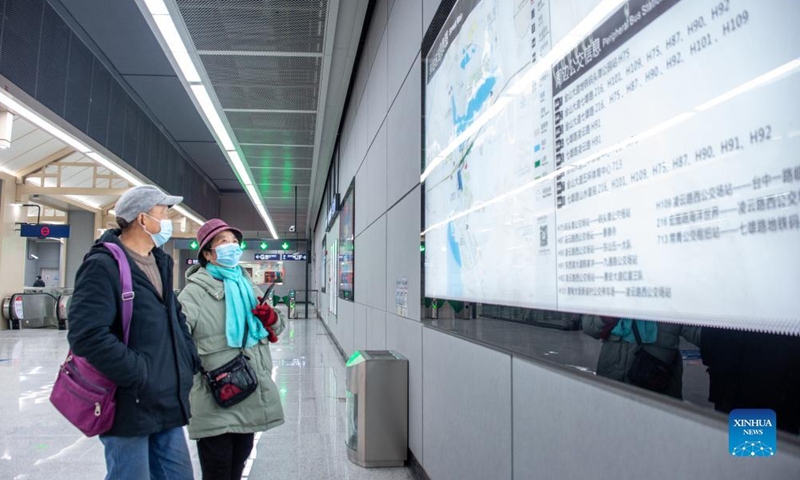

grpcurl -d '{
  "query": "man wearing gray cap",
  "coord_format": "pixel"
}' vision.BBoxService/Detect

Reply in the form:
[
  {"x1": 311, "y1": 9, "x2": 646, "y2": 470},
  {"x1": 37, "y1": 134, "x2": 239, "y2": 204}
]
[{"x1": 68, "y1": 185, "x2": 199, "y2": 480}]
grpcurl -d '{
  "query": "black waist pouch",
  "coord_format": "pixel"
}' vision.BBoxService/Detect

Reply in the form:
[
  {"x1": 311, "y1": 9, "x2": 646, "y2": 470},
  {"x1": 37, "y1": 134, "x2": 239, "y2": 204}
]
[
  {"x1": 201, "y1": 319, "x2": 258, "y2": 408},
  {"x1": 203, "y1": 353, "x2": 258, "y2": 408}
]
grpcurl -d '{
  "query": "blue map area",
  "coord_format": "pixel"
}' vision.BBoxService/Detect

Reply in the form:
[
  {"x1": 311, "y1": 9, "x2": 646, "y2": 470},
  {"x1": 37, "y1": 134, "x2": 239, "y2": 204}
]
[
  {"x1": 460, "y1": 44, "x2": 478, "y2": 69},
  {"x1": 448, "y1": 222, "x2": 462, "y2": 267},
  {"x1": 451, "y1": 76, "x2": 496, "y2": 135}
]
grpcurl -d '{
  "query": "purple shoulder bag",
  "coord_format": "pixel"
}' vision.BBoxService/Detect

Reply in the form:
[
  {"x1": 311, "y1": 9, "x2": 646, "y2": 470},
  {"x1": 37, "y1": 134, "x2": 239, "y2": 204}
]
[{"x1": 50, "y1": 243, "x2": 134, "y2": 437}]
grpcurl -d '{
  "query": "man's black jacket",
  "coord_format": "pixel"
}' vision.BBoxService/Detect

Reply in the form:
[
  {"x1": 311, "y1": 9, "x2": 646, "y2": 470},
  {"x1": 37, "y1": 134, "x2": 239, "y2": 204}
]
[{"x1": 67, "y1": 229, "x2": 200, "y2": 437}]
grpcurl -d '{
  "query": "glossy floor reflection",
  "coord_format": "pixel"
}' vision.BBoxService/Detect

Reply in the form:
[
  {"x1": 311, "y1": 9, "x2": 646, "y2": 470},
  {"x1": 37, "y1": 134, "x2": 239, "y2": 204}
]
[{"x1": 0, "y1": 308, "x2": 412, "y2": 480}]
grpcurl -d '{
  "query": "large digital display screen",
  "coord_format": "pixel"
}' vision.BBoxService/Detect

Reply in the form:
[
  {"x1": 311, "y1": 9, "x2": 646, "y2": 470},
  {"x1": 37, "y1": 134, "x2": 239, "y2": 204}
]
[{"x1": 423, "y1": 0, "x2": 800, "y2": 334}]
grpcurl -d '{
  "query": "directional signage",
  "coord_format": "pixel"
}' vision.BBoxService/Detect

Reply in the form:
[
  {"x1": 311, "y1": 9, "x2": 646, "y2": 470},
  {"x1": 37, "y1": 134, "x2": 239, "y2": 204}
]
[
  {"x1": 253, "y1": 253, "x2": 307, "y2": 262},
  {"x1": 254, "y1": 253, "x2": 281, "y2": 261},
  {"x1": 20, "y1": 224, "x2": 70, "y2": 239}
]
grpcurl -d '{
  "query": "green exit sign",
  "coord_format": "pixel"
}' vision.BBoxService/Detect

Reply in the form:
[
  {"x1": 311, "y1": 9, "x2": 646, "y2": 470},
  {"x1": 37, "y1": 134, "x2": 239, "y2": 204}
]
[
  {"x1": 281, "y1": 242, "x2": 289, "y2": 250},
  {"x1": 260, "y1": 242, "x2": 268, "y2": 250},
  {"x1": 189, "y1": 240, "x2": 199, "y2": 250}
]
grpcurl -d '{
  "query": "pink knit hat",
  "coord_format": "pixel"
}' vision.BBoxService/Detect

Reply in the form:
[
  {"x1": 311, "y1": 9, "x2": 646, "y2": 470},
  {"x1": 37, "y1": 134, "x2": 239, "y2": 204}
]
[{"x1": 196, "y1": 219, "x2": 243, "y2": 256}]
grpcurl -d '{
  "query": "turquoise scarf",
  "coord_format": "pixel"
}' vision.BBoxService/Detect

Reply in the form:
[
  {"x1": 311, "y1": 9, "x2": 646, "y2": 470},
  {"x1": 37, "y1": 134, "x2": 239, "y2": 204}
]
[
  {"x1": 206, "y1": 264, "x2": 267, "y2": 348},
  {"x1": 611, "y1": 318, "x2": 658, "y2": 344}
]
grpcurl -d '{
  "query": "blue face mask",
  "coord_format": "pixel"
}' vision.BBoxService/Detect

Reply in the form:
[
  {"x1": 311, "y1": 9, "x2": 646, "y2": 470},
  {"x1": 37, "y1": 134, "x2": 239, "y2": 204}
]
[
  {"x1": 214, "y1": 243, "x2": 243, "y2": 268},
  {"x1": 143, "y1": 214, "x2": 173, "y2": 248}
]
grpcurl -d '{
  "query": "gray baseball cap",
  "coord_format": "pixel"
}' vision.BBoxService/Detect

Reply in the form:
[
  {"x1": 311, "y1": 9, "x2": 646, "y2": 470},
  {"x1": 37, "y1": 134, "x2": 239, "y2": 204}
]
[{"x1": 115, "y1": 185, "x2": 183, "y2": 223}]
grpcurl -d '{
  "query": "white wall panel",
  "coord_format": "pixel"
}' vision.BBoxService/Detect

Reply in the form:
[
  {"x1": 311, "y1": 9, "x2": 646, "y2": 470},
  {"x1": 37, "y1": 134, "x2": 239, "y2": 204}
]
[
  {"x1": 387, "y1": 58, "x2": 422, "y2": 207},
  {"x1": 364, "y1": 0, "x2": 389, "y2": 76},
  {"x1": 365, "y1": 123, "x2": 388, "y2": 227},
  {"x1": 367, "y1": 31, "x2": 388, "y2": 145},
  {"x1": 386, "y1": 314, "x2": 423, "y2": 462},
  {"x1": 337, "y1": 298, "x2": 355, "y2": 358},
  {"x1": 353, "y1": 302, "x2": 368, "y2": 354},
  {"x1": 423, "y1": 328, "x2": 512, "y2": 480},
  {"x1": 512, "y1": 358, "x2": 800, "y2": 480},
  {"x1": 387, "y1": 0, "x2": 422, "y2": 103},
  {"x1": 354, "y1": 161, "x2": 367, "y2": 236},
  {"x1": 366, "y1": 307, "x2": 387, "y2": 350},
  {"x1": 386, "y1": 185, "x2": 421, "y2": 320}
]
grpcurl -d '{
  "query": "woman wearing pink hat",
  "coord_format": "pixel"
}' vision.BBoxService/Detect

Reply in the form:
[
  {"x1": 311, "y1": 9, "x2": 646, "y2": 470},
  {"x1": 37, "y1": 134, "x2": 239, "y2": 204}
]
[{"x1": 178, "y1": 219, "x2": 285, "y2": 479}]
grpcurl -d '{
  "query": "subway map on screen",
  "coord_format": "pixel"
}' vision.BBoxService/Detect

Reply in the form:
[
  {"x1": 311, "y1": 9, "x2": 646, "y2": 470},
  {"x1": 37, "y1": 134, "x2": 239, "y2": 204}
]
[{"x1": 423, "y1": 0, "x2": 800, "y2": 334}]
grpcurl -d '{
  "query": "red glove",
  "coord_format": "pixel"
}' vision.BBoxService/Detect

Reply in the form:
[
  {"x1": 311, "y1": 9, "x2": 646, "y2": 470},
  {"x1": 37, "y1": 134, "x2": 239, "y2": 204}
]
[{"x1": 252, "y1": 300, "x2": 279, "y2": 343}]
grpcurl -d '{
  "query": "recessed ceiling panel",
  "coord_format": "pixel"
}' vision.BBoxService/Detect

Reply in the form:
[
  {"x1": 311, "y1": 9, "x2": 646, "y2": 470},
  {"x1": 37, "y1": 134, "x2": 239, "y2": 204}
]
[
  {"x1": 179, "y1": 141, "x2": 237, "y2": 182},
  {"x1": 234, "y1": 128, "x2": 315, "y2": 146},
  {"x1": 240, "y1": 145, "x2": 314, "y2": 161},
  {"x1": 126, "y1": 75, "x2": 215, "y2": 142},
  {"x1": 248, "y1": 158, "x2": 313, "y2": 170},
  {"x1": 252, "y1": 169, "x2": 313, "y2": 185},
  {"x1": 176, "y1": 0, "x2": 328, "y2": 53},
  {"x1": 213, "y1": 84, "x2": 319, "y2": 111}
]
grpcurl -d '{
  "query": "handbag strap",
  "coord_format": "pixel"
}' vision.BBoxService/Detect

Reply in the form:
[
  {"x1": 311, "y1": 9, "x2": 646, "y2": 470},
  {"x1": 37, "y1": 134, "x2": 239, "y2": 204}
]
[
  {"x1": 631, "y1": 320, "x2": 643, "y2": 346},
  {"x1": 101, "y1": 243, "x2": 135, "y2": 345}
]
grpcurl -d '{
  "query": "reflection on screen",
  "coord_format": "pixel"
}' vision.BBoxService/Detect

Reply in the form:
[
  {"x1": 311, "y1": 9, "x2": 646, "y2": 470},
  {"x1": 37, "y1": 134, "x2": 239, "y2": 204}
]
[{"x1": 423, "y1": 0, "x2": 800, "y2": 334}]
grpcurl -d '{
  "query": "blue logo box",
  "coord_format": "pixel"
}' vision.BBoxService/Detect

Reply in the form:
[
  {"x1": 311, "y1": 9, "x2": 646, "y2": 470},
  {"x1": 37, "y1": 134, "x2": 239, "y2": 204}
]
[{"x1": 729, "y1": 409, "x2": 776, "y2": 457}]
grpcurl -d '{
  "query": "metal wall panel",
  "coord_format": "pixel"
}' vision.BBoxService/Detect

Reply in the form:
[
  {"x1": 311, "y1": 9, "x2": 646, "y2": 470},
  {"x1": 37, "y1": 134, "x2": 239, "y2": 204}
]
[
  {"x1": 37, "y1": 4, "x2": 70, "y2": 117},
  {"x1": 0, "y1": 0, "x2": 220, "y2": 219},
  {"x1": 87, "y1": 58, "x2": 111, "y2": 143},
  {"x1": 64, "y1": 32, "x2": 93, "y2": 132}
]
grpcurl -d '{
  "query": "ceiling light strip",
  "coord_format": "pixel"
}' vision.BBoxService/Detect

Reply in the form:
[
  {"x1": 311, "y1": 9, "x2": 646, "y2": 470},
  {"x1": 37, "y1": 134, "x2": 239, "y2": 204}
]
[
  {"x1": 139, "y1": 0, "x2": 281, "y2": 238},
  {"x1": 0, "y1": 90, "x2": 91, "y2": 153},
  {"x1": 0, "y1": 87, "x2": 204, "y2": 226}
]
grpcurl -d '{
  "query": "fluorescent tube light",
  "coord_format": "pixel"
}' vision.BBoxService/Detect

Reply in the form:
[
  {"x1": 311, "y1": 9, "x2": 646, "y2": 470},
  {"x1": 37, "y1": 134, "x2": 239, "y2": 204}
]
[
  {"x1": 191, "y1": 85, "x2": 235, "y2": 150},
  {"x1": 144, "y1": 0, "x2": 169, "y2": 15}
]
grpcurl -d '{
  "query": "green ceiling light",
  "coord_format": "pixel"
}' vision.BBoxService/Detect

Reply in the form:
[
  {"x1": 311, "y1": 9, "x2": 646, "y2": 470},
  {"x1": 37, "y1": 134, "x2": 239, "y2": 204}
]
[
  {"x1": 281, "y1": 241, "x2": 290, "y2": 250},
  {"x1": 189, "y1": 240, "x2": 199, "y2": 250},
  {"x1": 260, "y1": 241, "x2": 269, "y2": 250}
]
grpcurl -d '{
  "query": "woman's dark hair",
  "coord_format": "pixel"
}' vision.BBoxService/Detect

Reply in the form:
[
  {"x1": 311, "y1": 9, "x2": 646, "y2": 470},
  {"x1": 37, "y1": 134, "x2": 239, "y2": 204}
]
[{"x1": 198, "y1": 245, "x2": 212, "y2": 267}]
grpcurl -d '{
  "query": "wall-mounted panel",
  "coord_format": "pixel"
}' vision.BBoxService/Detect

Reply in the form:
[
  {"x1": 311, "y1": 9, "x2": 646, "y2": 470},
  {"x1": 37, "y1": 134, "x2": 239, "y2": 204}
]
[
  {"x1": 87, "y1": 59, "x2": 111, "y2": 144},
  {"x1": 365, "y1": 123, "x2": 387, "y2": 227},
  {"x1": 512, "y1": 358, "x2": 800, "y2": 479},
  {"x1": 386, "y1": 185, "x2": 421, "y2": 319},
  {"x1": 387, "y1": 58, "x2": 421, "y2": 207},
  {"x1": 0, "y1": 0, "x2": 44, "y2": 95},
  {"x1": 386, "y1": 314, "x2": 423, "y2": 463},
  {"x1": 366, "y1": 31, "x2": 388, "y2": 145},
  {"x1": 423, "y1": 328, "x2": 512, "y2": 480},
  {"x1": 37, "y1": 4, "x2": 70, "y2": 118},
  {"x1": 64, "y1": 33, "x2": 93, "y2": 134},
  {"x1": 387, "y1": 0, "x2": 422, "y2": 103},
  {"x1": 366, "y1": 307, "x2": 386, "y2": 350},
  {"x1": 353, "y1": 302, "x2": 368, "y2": 354}
]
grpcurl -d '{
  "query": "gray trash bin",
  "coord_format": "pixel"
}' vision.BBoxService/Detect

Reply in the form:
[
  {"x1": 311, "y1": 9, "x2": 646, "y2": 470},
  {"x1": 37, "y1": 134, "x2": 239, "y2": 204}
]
[{"x1": 346, "y1": 350, "x2": 408, "y2": 468}]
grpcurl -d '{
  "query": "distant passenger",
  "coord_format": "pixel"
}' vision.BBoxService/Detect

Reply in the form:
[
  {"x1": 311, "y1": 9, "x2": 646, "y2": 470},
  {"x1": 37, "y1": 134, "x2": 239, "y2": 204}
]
[
  {"x1": 582, "y1": 316, "x2": 701, "y2": 399},
  {"x1": 32, "y1": 275, "x2": 45, "y2": 287},
  {"x1": 68, "y1": 185, "x2": 199, "y2": 479},
  {"x1": 178, "y1": 219, "x2": 285, "y2": 479},
  {"x1": 701, "y1": 327, "x2": 800, "y2": 434}
]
